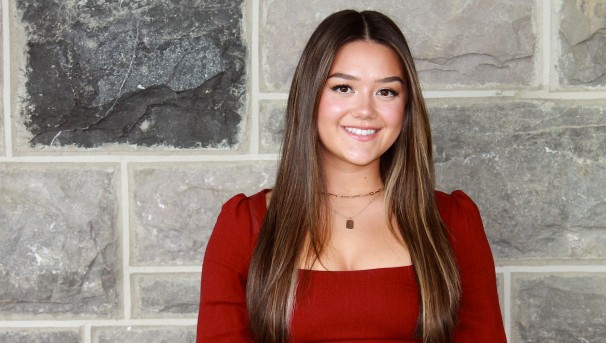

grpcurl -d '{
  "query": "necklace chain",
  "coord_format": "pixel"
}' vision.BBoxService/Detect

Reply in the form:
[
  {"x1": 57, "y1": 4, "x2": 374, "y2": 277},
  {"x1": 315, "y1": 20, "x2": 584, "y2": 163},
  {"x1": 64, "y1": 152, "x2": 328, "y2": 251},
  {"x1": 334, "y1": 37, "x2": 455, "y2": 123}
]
[
  {"x1": 330, "y1": 191, "x2": 382, "y2": 229},
  {"x1": 324, "y1": 186, "x2": 385, "y2": 199}
]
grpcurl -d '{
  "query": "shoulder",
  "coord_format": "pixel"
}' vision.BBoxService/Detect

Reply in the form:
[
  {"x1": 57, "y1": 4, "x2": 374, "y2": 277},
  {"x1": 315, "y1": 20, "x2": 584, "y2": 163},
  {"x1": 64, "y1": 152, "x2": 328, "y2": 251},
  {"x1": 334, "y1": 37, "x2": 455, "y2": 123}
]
[
  {"x1": 434, "y1": 190, "x2": 496, "y2": 271},
  {"x1": 219, "y1": 189, "x2": 268, "y2": 212},
  {"x1": 217, "y1": 189, "x2": 268, "y2": 228},
  {"x1": 434, "y1": 190, "x2": 487, "y2": 254},
  {"x1": 435, "y1": 190, "x2": 483, "y2": 232},
  {"x1": 203, "y1": 189, "x2": 269, "y2": 268},
  {"x1": 435, "y1": 189, "x2": 480, "y2": 215}
]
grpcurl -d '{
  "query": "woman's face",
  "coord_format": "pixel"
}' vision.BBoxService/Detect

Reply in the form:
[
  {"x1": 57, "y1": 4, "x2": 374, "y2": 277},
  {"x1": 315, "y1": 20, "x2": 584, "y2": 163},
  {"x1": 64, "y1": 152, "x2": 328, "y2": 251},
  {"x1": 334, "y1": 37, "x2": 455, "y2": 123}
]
[{"x1": 317, "y1": 40, "x2": 406, "y2": 171}]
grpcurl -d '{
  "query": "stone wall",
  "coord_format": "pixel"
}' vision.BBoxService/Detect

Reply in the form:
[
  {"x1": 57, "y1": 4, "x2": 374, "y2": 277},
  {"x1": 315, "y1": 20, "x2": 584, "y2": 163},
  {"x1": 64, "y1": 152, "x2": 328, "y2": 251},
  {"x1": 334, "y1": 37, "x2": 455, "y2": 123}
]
[{"x1": 0, "y1": 0, "x2": 604, "y2": 342}]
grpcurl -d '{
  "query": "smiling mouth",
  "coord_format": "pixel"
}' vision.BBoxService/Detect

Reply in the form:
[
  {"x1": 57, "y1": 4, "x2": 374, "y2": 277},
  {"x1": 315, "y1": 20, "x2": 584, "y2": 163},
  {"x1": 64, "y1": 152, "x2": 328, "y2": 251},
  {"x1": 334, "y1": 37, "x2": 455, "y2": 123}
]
[{"x1": 344, "y1": 127, "x2": 378, "y2": 136}]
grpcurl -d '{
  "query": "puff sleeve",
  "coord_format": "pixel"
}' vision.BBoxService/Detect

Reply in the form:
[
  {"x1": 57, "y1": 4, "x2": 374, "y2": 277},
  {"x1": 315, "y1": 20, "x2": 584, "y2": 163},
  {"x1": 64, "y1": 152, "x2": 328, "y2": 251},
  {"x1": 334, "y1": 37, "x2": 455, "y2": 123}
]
[{"x1": 196, "y1": 194, "x2": 257, "y2": 342}]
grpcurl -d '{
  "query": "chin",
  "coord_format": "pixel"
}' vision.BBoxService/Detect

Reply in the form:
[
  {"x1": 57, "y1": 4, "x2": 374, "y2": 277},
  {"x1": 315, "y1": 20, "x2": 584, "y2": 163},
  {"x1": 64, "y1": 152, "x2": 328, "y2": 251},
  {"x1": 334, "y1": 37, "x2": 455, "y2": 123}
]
[{"x1": 343, "y1": 155, "x2": 381, "y2": 167}]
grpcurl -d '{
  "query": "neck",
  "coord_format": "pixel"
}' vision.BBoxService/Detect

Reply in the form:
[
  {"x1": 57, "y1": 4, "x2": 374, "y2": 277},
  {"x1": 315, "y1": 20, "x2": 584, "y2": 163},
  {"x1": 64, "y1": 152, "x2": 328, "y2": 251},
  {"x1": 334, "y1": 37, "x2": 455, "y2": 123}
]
[{"x1": 322, "y1": 159, "x2": 383, "y2": 196}]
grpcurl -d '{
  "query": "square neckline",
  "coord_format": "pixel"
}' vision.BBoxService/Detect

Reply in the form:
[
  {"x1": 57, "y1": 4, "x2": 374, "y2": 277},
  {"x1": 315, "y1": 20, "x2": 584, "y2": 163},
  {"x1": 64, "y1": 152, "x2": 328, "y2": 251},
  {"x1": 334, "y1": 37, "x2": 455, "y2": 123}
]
[{"x1": 259, "y1": 189, "x2": 414, "y2": 274}]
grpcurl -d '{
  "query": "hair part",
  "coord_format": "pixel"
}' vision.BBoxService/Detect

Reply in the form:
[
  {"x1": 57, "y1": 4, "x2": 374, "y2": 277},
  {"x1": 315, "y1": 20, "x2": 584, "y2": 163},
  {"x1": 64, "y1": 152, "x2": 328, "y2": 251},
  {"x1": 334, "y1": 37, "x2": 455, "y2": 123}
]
[{"x1": 247, "y1": 10, "x2": 461, "y2": 343}]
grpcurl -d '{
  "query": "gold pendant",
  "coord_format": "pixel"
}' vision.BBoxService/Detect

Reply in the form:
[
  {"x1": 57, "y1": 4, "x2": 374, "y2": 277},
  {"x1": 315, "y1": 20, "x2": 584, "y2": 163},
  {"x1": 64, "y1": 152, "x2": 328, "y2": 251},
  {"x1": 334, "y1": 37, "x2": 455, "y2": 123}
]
[{"x1": 346, "y1": 219, "x2": 354, "y2": 229}]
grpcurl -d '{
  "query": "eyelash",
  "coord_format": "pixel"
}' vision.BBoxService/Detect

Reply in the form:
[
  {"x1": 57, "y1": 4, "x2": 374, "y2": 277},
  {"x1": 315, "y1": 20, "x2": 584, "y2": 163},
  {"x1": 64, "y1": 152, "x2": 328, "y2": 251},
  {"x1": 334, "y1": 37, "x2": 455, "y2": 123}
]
[
  {"x1": 378, "y1": 88, "x2": 399, "y2": 97},
  {"x1": 330, "y1": 84, "x2": 399, "y2": 97},
  {"x1": 331, "y1": 84, "x2": 353, "y2": 93}
]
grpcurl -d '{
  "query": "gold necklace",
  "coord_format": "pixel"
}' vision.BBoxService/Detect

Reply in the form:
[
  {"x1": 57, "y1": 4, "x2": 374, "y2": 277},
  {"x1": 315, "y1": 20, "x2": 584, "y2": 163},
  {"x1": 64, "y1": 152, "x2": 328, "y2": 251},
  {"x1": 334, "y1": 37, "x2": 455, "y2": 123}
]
[
  {"x1": 324, "y1": 186, "x2": 385, "y2": 199},
  {"x1": 330, "y1": 191, "x2": 382, "y2": 229}
]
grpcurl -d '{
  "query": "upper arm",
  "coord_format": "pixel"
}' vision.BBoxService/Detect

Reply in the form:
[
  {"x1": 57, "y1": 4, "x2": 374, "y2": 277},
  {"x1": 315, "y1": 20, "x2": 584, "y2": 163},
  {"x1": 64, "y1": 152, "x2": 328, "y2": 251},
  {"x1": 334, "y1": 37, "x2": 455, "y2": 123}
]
[
  {"x1": 196, "y1": 195, "x2": 255, "y2": 343},
  {"x1": 445, "y1": 191, "x2": 506, "y2": 343}
]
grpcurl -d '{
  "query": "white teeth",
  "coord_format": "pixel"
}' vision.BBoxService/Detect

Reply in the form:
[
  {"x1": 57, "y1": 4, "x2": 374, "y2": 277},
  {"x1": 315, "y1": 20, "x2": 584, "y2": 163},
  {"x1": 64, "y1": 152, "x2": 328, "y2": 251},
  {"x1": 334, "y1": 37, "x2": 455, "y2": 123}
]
[{"x1": 345, "y1": 127, "x2": 377, "y2": 136}]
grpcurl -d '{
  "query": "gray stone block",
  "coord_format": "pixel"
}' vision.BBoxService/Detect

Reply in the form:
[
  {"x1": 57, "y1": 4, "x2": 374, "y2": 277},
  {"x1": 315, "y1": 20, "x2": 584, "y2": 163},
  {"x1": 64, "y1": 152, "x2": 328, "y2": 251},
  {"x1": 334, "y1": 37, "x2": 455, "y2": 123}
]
[
  {"x1": 259, "y1": 101, "x2": 285, "y2": 153},
  {"x1": 512, "y1": 273, "x2": 606, "y2": 342},
  {"x1": 131, "y1": 273, "x2": 200, "y2": 318},
  {"x1": 558, "y1": 0, "x2": 606, "y2": 87},
  {"x1": 16, "y1": 0, "x2": 246, "y2": 148},
  {"x1": 131, "y1": 162, "x2": 277, "y2": 265},
  {"x1": 261, "y1": 0, "x2": 535, "y2": 92},
  {"x1": 0, "y1": 329, "x2": 81, "y2": 343},
  {"x1": 432, "y1": 100, "x2": 606, "y2": 260},
  {"x1": 0, "y1": 165, "x2": 119, "y2": 317},
  {"x1": 92, "y1": 326, "x2": 195, "y2": 343}
]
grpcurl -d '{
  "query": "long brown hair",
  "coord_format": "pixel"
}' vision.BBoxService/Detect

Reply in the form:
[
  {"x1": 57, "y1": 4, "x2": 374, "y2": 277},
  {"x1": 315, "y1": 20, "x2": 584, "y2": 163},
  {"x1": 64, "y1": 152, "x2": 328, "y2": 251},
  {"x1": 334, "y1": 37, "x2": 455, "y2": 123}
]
[{"x1": 247, "y1": 10, "x2": 460, "y2": 343}]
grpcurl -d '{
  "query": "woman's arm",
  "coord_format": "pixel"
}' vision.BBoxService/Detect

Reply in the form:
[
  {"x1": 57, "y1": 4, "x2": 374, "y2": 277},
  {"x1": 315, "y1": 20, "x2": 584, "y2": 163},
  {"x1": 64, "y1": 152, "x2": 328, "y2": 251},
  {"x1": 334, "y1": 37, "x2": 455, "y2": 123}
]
[
  {"x1": 441, "y1": 191, "x2": 507, "y2": 342},
  {"x1": 196, "y1": 194, "x2": 256, "y2": 342}
]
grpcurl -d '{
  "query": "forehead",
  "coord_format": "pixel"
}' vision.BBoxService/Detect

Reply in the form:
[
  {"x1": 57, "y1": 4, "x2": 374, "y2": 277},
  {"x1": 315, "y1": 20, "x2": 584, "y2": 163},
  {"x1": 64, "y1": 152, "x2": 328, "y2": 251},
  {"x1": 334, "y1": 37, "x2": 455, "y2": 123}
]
[{"x1": 329, "y1": 40, "x2": 403, "y2": 76}]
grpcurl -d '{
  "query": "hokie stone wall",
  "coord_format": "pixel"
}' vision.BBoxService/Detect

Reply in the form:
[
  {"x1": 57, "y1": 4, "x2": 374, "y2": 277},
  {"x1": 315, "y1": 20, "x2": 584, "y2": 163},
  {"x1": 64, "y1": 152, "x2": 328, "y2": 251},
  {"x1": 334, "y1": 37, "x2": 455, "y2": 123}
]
[{"x1": 0, "y1": 0, "x2": 605, "y2": 342}]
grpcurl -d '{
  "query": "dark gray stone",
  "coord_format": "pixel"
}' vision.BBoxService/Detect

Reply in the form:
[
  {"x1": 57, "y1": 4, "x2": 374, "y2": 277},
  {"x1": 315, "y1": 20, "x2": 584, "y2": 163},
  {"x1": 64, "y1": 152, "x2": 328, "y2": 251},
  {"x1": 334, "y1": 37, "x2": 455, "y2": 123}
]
[
  {"x1": 432, "y1": 100, "x2": 606, "y2": 259},
  {"x1": 0, "y1": 165, "x2": 119, "y2": 317},
  {"x1": 0, "y1": 329, "x2": 80, "y2": 343},
  {"x1": 17, "y1": 0, "x2": 246, "y2": 148},
  {"x1": 513, "y1": 274, "x2": 606, "y2": 342},
  {"x1": 92, "y1": 326, "x2": 195, "y2": 343},
  {"x1": 558, "y1": 0, "x2": 606, "y2": 87},
  {"x1": 132, "y1": 162, "x2": 276, "y2": 265},
  {"x1": 132, "y1": 273, "x2": 200, "y2": 318}
]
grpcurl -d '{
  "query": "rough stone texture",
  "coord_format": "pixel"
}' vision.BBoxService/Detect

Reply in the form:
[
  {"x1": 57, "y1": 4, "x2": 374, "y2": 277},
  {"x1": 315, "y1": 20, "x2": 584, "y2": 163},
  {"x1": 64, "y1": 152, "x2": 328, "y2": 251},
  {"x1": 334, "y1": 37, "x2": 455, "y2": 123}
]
[
  {"x1": 132, "y1": 162, "x2": 277, "y2": 266},
  {"x1": 0, "y1": 165, "x2": 119, "y2": 318},
  {"x1": 512, "y1": 273, "x2": 606, "y2": 342},
  {"x1": 0, "y1": 329, "x2": 80, "y2": 343},
  {"x1": 259, "y1": 101, "x2": 285, "y2": 153},
  {"x1": 261, "y1": 0, "x2": 535, "y2": 92},
  {"x1": 16, "y1": 0, "x2": 246, "y2": 148},
  {"x1": 558, "y1": 0, "x2": 606, "y2": 87},
  {"x1": 92, "y1": 326, "x2": 195, "y2": 343},
  {"x1": 432, "y1": 100, "x2": 606, "y2": 260},
  {"x1": 132, "y1": 273, "x2": 200, "y2": 318}
]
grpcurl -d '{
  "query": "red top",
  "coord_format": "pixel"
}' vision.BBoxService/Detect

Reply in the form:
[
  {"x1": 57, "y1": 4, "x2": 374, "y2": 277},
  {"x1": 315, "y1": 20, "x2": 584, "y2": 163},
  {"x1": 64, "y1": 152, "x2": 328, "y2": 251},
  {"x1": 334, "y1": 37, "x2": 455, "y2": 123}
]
[{"x1": 196, "y1": 189, "x2": 506, "y2": 342}]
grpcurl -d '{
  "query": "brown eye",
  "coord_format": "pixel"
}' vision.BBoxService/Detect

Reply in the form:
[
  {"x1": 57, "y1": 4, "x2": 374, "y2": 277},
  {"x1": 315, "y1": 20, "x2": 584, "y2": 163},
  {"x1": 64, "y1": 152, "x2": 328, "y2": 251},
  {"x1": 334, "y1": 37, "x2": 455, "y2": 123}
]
[
  {"x1": 377, "y1": 88, "x2": 398, "y2": 97},
  {"x1": 331, "y1": 85, "x2": 353, "y2": 93}
]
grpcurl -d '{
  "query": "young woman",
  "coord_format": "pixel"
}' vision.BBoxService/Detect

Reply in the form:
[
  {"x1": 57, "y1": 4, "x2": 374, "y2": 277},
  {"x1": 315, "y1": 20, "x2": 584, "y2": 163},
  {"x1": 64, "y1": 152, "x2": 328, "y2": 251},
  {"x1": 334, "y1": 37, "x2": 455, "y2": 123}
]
[{"x1": 197, "y1": 9, "x2": 506, "y2": 343}]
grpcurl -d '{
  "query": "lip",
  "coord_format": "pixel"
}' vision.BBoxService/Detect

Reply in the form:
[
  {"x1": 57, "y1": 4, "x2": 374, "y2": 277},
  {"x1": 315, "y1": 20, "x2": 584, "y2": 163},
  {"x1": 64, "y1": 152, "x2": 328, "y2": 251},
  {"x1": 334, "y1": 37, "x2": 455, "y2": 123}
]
[{"x1": 342, "y1": 126, "x2": 380, "y2": 141}]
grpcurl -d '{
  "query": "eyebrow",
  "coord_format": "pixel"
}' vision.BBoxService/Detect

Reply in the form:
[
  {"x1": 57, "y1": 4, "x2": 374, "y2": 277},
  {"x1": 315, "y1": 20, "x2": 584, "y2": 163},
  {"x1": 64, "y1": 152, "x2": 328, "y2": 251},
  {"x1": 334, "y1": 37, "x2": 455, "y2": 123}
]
[{"x1": 327, "y1": 73, "x2": 403, "y2": 84}]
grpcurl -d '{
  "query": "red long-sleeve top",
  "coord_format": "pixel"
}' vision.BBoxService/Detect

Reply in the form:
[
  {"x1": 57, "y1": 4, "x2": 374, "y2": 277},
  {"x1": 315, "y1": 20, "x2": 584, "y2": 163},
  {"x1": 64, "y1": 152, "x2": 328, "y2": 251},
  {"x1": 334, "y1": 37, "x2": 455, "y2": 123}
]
[{"x1": 197, "y1": 189, "x2": 506, "y2": 342}]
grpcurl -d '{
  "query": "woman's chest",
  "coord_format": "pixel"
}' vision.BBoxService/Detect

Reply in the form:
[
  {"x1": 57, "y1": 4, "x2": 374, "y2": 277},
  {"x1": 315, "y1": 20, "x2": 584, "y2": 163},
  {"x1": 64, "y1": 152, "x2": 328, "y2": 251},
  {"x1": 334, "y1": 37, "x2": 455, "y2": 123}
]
[{"x1": 290, "y1": 267, "x2": 420, "y2": 342}]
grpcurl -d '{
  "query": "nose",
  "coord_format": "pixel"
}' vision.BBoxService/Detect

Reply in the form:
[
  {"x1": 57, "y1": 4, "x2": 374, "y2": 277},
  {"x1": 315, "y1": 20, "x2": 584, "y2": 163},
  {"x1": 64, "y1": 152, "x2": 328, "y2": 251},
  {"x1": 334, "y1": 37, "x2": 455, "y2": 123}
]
[{"x1": 351, "y1": 93, "x2": 375, "y2": 119}]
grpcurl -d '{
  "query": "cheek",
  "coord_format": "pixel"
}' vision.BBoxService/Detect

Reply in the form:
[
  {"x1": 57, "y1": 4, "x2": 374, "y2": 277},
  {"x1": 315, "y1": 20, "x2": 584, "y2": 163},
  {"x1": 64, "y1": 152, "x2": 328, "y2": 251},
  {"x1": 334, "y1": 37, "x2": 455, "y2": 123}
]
[
  {"x1": 381, "y1": 103, "x2": 405, "y2": 149},
  {"x1": 381, "y1": 102, "x2": 405, "y2": 129},
  {"x1": 318, "y1": 93, "x2": 346, "y2": 122}
]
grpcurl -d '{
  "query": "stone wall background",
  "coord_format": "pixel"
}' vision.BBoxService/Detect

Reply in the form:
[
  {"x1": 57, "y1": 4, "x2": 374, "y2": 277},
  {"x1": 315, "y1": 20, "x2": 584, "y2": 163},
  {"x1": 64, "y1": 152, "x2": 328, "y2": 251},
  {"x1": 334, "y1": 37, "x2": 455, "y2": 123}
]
[{"x1": 0, "y1": 0, "x2": 605, "y2": 342}]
